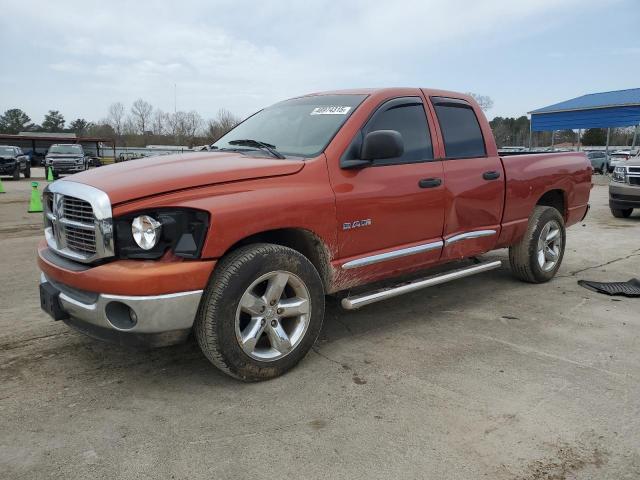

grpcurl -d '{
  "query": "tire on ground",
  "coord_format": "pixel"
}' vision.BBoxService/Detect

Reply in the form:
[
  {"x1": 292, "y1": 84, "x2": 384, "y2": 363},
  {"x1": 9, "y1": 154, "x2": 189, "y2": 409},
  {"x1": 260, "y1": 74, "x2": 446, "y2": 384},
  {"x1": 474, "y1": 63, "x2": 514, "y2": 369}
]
[
  {"x1": 610, "y1": 208, "x2": 633, "y2": 218},
  {"x1": 509, "y1": 205, "x2": 566, "y2": 283},
  {"x1": 195, "y1": 243, "x2": 325, "y2": 381}
]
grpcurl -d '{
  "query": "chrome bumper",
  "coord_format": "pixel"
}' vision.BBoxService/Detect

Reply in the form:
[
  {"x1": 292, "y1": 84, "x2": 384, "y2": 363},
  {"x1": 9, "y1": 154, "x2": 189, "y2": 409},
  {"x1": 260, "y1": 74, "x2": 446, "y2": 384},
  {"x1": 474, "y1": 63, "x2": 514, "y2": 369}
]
[{"x1": 40, "y1": 273, "x2": 203, "y2": 335}]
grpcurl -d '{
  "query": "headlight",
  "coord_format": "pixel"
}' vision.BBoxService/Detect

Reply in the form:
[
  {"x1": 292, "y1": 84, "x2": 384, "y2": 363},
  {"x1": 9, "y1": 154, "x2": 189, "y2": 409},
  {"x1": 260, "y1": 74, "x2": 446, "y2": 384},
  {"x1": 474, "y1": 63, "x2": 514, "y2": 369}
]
[
  {"x1": 612, "y1": 166, "x2": 627, "y2": 183},
  {"x1": 76, "y1": 158, "x2": 84, "y2": 164},
  {"x1": 131, "y1": 215, "x2": 161, "y2": 250},
  {"x1": 115, "y1": 209, "x2": 209, "y2": 259}
]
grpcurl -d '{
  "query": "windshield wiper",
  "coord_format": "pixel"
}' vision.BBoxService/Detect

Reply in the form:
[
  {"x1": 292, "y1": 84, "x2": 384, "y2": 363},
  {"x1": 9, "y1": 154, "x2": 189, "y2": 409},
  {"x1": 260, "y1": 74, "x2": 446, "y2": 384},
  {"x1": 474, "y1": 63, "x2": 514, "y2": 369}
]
[{"x1": 227, "y1": 139, "x2": 285, "y2": 159}]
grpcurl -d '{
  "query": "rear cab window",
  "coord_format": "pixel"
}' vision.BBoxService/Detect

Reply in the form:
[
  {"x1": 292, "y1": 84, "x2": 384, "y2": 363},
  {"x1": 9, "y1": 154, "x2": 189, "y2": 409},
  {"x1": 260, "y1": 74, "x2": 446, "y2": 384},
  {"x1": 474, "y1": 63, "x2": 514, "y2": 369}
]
[{"x1": 431, "y1": 97, "x2": 486, "y2": 159}]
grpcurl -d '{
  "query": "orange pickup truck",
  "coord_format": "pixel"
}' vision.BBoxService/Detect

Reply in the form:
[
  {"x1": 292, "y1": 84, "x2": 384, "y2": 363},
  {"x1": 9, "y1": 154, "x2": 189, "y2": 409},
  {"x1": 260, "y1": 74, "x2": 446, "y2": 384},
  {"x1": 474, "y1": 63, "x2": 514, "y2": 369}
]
[{"x1": 38, "y1": 88, "x2": 591, "y2": 380}]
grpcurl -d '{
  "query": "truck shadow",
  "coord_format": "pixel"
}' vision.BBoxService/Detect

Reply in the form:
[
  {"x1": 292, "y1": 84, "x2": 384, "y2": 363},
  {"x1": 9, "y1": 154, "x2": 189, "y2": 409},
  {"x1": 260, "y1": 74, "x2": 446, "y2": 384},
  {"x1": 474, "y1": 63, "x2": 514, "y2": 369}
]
[{"x1": 16, "y1": 254, "x2": 523, "y2": 389}]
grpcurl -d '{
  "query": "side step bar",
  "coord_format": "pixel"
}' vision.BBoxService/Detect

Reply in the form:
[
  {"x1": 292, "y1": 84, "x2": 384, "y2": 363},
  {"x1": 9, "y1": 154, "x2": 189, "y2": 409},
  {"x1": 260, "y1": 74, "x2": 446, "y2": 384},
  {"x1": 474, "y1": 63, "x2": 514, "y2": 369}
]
[{"x1": 341, "y1": 260, "x2": 502, "y2": 310}]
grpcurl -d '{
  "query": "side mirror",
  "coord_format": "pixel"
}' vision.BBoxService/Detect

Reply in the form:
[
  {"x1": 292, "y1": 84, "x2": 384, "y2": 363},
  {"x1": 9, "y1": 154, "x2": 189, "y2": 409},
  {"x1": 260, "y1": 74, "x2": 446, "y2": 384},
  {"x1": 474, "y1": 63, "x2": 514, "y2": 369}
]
[{"x1": 361, "y1": 130, "x2": 404, "y2": 161}]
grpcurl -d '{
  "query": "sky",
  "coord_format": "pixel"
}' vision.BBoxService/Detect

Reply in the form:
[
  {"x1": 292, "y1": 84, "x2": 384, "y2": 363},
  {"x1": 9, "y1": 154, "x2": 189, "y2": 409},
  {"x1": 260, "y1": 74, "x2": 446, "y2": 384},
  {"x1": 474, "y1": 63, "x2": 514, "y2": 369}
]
[{"x1": 1, "y1": 0, "x2": 639, "y2": 125}]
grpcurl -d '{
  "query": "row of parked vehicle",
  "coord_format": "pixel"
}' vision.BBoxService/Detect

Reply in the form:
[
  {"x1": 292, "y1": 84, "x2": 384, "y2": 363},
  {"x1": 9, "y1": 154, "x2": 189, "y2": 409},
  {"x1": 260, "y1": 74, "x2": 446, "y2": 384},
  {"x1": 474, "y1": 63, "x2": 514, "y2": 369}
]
[
  {"x1": 0, "y1": 144, "x2": 102, "y2": 179},
  {"x1": 587, "y1": 149, "x2": 638, "y2": 174}
]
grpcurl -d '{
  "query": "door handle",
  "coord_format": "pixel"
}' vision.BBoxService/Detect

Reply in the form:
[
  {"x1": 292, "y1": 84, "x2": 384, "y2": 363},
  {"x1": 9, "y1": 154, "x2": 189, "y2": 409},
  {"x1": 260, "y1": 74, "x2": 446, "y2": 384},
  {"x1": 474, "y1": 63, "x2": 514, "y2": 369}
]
[
  {"x1": 483, "y1": 171, "x2": 501, "y2": 180},
  {"x1": 419, "y1": 178, "x2": 442, "y2": 188}
]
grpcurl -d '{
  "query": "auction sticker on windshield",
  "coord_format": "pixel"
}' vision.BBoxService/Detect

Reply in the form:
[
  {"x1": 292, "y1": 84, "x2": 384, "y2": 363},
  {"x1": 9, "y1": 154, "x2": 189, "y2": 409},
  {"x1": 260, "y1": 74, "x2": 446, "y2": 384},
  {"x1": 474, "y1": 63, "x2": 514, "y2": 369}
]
[{"x1": 310, "y1": 106, "x2": 351, "y2": 115}]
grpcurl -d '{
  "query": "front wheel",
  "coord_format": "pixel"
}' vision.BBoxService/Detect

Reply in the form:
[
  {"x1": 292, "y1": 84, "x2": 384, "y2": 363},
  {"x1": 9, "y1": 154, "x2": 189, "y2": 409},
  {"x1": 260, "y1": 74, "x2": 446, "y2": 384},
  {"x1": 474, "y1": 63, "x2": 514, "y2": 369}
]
[
  {"x1": 24, "y1": 164, "x2": 31, "y2": 178},
  {"x1": 195, "y1": 243, "x2": 325, "y2": 381},
  {"x1": 611, "y1": 208, "x2": 633, "y2": 218},
  {"x1": 509, "y1": 206, "x2": 566, "y2": 283}
]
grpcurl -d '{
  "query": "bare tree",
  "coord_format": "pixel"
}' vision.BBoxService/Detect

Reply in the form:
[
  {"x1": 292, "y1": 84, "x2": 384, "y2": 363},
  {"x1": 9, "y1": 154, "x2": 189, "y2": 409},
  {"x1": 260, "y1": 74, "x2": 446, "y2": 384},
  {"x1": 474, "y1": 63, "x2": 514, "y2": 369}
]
[
  {"x1": 183, "y1": 111, "x2": 204, "y2": 144},
  {"x1": 467, "y1": 93, "x2": 494, "y2": 112},
  {"x1": 107, "y1": 102, "x2": 125, "y2": 137},
  {"x1": 151, "y1": 109, "x2": 167, "y2": 135},
  {"x1": 207, "y1": 108, "x2": 241, "y2": 142},
  {"x1": 130, "y1": 99, "x2": 153, "y2": 134}
]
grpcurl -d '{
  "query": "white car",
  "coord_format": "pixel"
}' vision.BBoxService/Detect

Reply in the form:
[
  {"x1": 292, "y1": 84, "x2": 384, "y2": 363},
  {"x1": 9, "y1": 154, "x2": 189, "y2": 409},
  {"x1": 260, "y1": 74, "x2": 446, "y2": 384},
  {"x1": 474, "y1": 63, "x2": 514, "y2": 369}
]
[{"x1": 608, "y1": 151, "x2": 635, "y2": 172}]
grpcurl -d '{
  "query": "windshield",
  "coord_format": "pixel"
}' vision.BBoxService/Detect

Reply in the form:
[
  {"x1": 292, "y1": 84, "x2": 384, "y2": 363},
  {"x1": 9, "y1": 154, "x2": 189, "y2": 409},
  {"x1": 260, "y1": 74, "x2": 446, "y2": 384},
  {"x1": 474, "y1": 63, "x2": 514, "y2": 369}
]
[
  {"x1": 48, "y1": 145, "x2": 82, "y2": 155},
  {"x1": 0, "y1": 146, "x2": 16, "y2": 156},
  {"x1": 213, "y1": 94, "x2": 367, "y2": 157}
]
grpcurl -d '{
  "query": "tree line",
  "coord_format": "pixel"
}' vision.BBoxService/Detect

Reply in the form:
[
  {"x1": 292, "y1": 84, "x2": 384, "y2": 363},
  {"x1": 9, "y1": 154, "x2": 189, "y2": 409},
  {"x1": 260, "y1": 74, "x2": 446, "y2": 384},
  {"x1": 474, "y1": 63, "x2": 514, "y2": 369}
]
[
  {"x1": 490, "y1": 116, "x2": 637, "y2": 148},
  {"x1": 1, "y1": 98, "x2": 637, "y2": 150},
  {"x1": 0, "y1": 100, "x2": 242, "y2": 148}
]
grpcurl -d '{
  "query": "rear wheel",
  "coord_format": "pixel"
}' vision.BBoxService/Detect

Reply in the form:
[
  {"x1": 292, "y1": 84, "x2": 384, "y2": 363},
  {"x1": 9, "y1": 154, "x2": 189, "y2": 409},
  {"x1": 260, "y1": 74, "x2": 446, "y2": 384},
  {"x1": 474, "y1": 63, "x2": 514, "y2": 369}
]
[
  {"x1": 195, "y1": 243, "x2": 325, "y2": 381},
  {"x1": 611, "y1": 208, "x2": 633, "y2": 218},
  {"x1": 509, "y1": 206, "x2": 566, "y2": 283}
]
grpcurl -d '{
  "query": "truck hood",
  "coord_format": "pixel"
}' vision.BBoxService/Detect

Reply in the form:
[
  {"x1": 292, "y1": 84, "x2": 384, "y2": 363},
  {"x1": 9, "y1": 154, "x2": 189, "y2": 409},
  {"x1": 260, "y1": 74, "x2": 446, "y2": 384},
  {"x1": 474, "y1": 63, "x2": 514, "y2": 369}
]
[{"x1": 65, "y1": 151, "x2": 305, "y2": 204}]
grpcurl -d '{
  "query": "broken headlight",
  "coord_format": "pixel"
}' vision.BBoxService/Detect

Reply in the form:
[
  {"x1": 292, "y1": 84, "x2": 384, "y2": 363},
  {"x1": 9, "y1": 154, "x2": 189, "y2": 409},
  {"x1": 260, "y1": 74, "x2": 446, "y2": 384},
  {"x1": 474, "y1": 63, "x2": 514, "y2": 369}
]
[{"x1": 114, "y1": 209, "x2": 209, "y2": 259}]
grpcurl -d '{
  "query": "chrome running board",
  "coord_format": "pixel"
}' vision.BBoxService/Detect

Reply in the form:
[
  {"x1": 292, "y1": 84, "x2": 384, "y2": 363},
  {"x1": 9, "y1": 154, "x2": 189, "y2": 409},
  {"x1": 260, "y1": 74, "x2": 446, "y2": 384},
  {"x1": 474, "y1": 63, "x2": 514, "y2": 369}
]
[{"x1": 341, "y1": 260, "x2": 502, "y2": 310}]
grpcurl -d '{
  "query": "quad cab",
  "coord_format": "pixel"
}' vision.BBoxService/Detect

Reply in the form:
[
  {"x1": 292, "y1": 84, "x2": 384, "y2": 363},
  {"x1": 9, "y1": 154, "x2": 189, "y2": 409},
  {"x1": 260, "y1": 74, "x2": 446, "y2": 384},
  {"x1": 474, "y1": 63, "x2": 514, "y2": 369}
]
[{"x1": 37, "y1": 88, "x2": 591, "y2": 380}]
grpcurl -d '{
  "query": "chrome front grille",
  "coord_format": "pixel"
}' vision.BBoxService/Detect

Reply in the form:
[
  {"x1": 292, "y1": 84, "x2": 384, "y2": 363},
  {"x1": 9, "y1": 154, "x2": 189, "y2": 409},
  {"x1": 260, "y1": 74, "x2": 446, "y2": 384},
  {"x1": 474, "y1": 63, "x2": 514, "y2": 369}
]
[
  {"x1": 65, "y1": 224, "x2": 97, "y2": 255},
  {"x1": 63, "y1": 196, "x2": 94, "y2": 224},
  {"x1": 43, "y1": 181, "x2": 114, "y2": 264}
]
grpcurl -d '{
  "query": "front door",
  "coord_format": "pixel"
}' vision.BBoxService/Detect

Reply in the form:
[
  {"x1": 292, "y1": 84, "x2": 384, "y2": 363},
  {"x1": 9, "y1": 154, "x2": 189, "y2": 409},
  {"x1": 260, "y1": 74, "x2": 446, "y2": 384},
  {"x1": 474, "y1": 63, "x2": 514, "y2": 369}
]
[{"x1": 327, "y1": 96, "x2": 446, "y2": 286}]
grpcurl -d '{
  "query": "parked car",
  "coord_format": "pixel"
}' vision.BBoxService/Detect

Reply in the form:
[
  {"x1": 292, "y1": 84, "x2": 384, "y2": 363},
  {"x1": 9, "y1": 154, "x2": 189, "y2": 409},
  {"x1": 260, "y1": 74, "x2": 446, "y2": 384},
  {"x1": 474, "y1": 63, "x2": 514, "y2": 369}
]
[
  {"x1": 608, "y1": 150, "x2": 633, "y2": 172},
  {"x1": 586, "y1": 151, "x2": 609, "y2": 173},
  {"x1": 0, "y1": 145, "x2": 31, "y2": 179},
  {"x1": 610, "y1": 156, "x2": 640, "y2": 217},
  {"x1": 44, "y1": 144, "x2": 90, "y2": 178},
  {"x1": 37, "y1": 88, "x2": 591, "y2": 381}
]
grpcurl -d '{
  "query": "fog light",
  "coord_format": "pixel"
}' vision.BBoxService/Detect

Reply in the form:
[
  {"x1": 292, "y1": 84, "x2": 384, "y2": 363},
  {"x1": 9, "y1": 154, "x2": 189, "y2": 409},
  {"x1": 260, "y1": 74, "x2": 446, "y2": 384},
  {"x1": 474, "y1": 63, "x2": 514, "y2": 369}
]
[{"x1": 105, "y1": 301, "x2": 138, "y2": 330}]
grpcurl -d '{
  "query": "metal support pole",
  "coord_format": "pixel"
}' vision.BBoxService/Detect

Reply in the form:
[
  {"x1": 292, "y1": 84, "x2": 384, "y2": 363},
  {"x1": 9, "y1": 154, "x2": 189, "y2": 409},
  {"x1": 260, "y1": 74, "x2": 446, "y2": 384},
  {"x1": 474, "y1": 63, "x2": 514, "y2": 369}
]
[
  {"x1": 550, "y1": 130, "x2": 555, "y2": 151},
  {"x1": 528, "y1": 117, "x2": 533, "y2": 151},
  {"x1": 632, "y1": 124, "x2": 639, "y2": 151},
  {"x1": 577, "y1": 129, "x2": 581, "y2": 151},
  {"x1": 605, "y1": 127, "x2": 611, "y2": 156}
]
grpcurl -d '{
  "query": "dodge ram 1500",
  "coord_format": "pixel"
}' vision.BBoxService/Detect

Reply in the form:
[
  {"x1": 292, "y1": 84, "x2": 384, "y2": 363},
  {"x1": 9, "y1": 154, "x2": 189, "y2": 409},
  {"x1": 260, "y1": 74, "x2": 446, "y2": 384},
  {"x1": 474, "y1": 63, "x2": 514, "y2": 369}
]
[{"x1": 37, "y1": 88, "x2": 591, "y2": 381}]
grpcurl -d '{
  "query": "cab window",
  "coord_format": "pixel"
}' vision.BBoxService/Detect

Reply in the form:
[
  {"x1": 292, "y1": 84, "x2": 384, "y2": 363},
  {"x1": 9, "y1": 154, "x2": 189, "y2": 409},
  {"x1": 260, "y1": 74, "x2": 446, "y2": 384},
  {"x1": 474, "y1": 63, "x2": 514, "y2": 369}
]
[
  {"x1": 364, "y1": 99, "x2": 434, "y2": 165},
  {"x1": 432, "y1": 97, "x2": 486, "y2": 159}
]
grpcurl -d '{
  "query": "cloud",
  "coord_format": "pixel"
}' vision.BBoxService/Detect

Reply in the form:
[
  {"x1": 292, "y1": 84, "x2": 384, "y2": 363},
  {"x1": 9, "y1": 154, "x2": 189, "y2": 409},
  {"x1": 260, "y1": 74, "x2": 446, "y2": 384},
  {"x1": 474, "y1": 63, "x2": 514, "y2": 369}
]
[{"x1": 0, "y1": 0, "x2": 620, "y2": 121}]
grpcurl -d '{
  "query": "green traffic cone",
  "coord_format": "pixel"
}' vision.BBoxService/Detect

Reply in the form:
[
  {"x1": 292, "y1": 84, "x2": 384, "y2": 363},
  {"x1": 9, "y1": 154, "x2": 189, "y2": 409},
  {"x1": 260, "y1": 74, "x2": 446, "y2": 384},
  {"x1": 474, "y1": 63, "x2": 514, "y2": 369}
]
[
  {"x1": 0, "y1": 177, "x2": 5, "y2": 194},
  {"x1": 46, "y1": 167, "x2": 54, "y2": 181},
  {"x1": 28, "y1": 182, "x2": 43, "y2": 213}
]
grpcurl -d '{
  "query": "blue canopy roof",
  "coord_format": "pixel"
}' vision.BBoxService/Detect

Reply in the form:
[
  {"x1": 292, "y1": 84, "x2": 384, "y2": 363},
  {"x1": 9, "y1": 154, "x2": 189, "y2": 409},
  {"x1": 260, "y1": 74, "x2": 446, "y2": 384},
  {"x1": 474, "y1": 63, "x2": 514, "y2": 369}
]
[{"x1": 529, "y1": 88, "x2": 640, "y2": 131}]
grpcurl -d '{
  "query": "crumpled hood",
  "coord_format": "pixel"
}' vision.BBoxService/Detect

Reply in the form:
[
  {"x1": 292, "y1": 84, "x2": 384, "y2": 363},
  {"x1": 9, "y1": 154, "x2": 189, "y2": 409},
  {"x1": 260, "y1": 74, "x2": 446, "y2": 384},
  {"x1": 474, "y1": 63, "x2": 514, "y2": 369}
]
[{"x1": 65, "y1": 151, "x2": 305, "y2": 204}]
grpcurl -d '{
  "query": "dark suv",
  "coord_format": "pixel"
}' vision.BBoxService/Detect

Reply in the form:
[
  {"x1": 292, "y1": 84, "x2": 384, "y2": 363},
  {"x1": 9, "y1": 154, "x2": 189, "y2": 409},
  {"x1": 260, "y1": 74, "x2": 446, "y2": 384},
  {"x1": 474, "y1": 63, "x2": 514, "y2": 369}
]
[
  {"x1": 44, "y1": 144, "x2": 89, "y2": 178},
  {"x1": 0, "y1": 145, "x2": 31, "y2": 179}
]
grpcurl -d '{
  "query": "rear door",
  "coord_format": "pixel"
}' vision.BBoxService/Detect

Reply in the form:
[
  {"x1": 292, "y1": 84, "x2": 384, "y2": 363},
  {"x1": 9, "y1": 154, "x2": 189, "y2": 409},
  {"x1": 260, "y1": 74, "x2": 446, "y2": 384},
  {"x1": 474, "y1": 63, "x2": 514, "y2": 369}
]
[{"x1": 428, "y1": 96, "x2": 505, "y2": 260}]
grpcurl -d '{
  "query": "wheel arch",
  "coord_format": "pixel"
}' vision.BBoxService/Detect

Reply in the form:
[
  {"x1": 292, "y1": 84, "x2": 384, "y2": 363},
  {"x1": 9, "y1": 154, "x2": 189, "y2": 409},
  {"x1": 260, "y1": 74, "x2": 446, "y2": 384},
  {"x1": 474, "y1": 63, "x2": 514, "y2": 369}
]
[
  {"x1": 219, "y1": 228, "x2": 333, "y2": 292},
  {"x1": 536, "y1": 189, "x2": 566, "y2": 220}
]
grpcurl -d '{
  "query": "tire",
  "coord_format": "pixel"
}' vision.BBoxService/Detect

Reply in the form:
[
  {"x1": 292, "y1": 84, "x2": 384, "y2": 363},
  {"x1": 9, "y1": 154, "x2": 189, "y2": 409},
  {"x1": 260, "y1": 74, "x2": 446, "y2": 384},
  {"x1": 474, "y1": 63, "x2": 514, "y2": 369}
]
[
  {"x1": 24, "y1": 164, "x2": 31, "y2": 178},
  {"x1": 12, "y1": 165, "x2": 20, "y2": 180},
  {"x1": 509, "y1": 206, "x2": 566, "y2": 283},
  {"x1": 611, "y1": 208, "x2": 633, "y2": 218},
  {"x1": 195, "y1": 243, "x2": 325, "y2": 381}
]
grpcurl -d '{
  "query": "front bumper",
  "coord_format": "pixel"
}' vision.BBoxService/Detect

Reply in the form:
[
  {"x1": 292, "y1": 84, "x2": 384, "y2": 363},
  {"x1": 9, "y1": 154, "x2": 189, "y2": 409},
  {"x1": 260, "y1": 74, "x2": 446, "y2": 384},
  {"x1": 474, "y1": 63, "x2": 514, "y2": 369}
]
[
  {"x1": 40, "y1": 272, "x2": 203, "y2": 347},
  {"x1": 0, "y1": 161, "x2": 17, "y2": 173},
  {"x1": 50, "y1": 164, "x2": 85, "y2": 173},
  {"x1": 609, "y1": 182, "x2": 640, "y2": 209}
]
